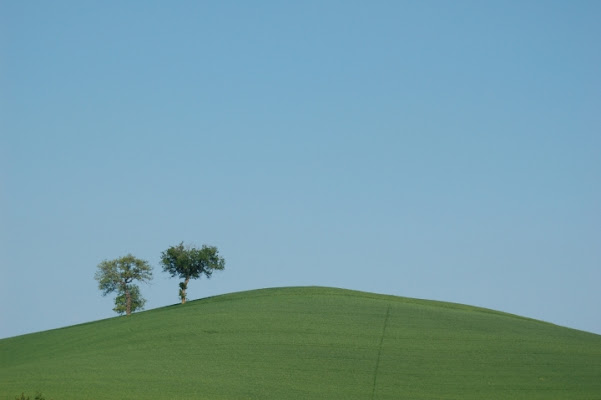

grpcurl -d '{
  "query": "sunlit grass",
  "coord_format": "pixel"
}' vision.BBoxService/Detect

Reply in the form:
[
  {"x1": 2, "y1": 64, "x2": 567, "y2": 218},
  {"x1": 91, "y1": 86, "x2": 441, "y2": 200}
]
[{"x1": 1, "y1": 287, "x2": 600, "y2": 399}]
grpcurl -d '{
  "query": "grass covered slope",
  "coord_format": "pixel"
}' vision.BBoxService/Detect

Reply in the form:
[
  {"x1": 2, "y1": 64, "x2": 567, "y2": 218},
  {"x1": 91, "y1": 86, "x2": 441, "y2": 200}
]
[{"x1": 1, "y1": 287, "x2": 600, "y2": 399}]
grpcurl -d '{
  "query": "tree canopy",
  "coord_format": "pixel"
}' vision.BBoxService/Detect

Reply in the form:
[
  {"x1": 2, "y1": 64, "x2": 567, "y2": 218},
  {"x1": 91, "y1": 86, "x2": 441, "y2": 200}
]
[
  {"x1": 94, "y1": 254, "x2": 153, "y2": 316},
  {"x1": 160, "y1": 242, "x2": 225, "y2": 304}
]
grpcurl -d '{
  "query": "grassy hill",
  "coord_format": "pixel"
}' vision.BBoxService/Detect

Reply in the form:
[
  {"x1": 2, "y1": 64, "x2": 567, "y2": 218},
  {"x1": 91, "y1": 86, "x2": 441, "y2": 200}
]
[{"x1": 1, "y1": 286, "x2": 600, "y2": 399}]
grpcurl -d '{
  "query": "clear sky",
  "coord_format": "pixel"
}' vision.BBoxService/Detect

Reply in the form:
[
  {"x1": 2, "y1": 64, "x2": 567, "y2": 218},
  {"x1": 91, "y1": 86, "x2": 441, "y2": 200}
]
[{"x1": 1, "y1": 1, "x2": 600, "y2": 339}]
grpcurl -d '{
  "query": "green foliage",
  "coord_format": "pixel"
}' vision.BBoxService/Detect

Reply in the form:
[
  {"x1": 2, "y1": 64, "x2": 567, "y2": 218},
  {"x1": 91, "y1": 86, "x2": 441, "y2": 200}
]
[
  {"x1": 160, "y1": 242, "x2": 225, "y2": 280},
  {"x1": 94, "y1": 254, "x2": 152, "y2": 316},
  {"x1": 160, "y1": 242, "x2": 225, "y2": 303},
  {"x1": 1, "y1": 287, "x2": 600, "y2": 399},
  {"x1": 15, "y1": 393, "x2": 49, "y2": 400},
  {"x1": 113, "y1": 284, "x2": 146, "y2": 315}
]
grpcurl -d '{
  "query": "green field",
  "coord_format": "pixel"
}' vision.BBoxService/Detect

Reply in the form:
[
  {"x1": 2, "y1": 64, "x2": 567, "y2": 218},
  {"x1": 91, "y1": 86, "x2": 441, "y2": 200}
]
[{"x1": 1, "y1": 287, "x2": 600, "y2": 399}]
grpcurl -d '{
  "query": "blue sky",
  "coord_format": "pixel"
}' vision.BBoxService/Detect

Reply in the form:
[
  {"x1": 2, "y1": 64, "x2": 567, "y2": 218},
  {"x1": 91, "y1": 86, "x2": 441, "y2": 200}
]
[{"x1": 1, "y1": 1, "x2": 600, "y2": 339}]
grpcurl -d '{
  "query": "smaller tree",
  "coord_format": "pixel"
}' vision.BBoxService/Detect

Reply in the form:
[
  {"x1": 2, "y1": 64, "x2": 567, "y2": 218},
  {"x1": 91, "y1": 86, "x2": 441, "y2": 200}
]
[
  {"x1": 95, "y1": 254, "x2": 153, "y2": 316},
  {"x1": 160, "y1": 242, "x2": 225, "y2": 304}
]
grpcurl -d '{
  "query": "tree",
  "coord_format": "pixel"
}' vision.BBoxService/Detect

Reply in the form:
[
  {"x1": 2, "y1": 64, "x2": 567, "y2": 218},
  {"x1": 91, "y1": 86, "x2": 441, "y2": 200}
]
[
  {"x1": 94, "y1": 254, "x2": 153, "y2": 316},
  {"x1": 160, "y1": 242, "x2": 225, "y2": 304}
]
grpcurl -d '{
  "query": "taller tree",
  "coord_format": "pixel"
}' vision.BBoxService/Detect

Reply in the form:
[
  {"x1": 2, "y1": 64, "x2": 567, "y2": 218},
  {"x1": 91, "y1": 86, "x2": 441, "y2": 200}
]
[{"x1": 160, "y1": 242, "x2": 225, "y2": 304}]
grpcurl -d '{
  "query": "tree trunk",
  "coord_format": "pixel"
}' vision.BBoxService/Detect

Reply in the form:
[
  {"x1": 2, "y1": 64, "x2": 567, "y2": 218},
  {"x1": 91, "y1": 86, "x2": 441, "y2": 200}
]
[
  {"x1": 181, "y1": 277, "x2": 190, "y2": 304},
  {"x1": 126, "y1": 287, "x2": 132, "y2": 316}
]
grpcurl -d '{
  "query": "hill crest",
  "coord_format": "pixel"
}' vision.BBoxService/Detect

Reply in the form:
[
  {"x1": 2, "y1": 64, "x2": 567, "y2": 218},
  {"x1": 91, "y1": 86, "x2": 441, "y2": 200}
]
[{"x1": 1, "y1": 286, "x2": 600, "y2": 399}]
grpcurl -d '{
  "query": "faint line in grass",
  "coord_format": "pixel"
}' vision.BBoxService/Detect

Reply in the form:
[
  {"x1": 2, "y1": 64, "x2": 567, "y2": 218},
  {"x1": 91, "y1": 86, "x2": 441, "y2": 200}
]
[{"x1": 371, "y1": 304, "x2": 391, "y2": 400}]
